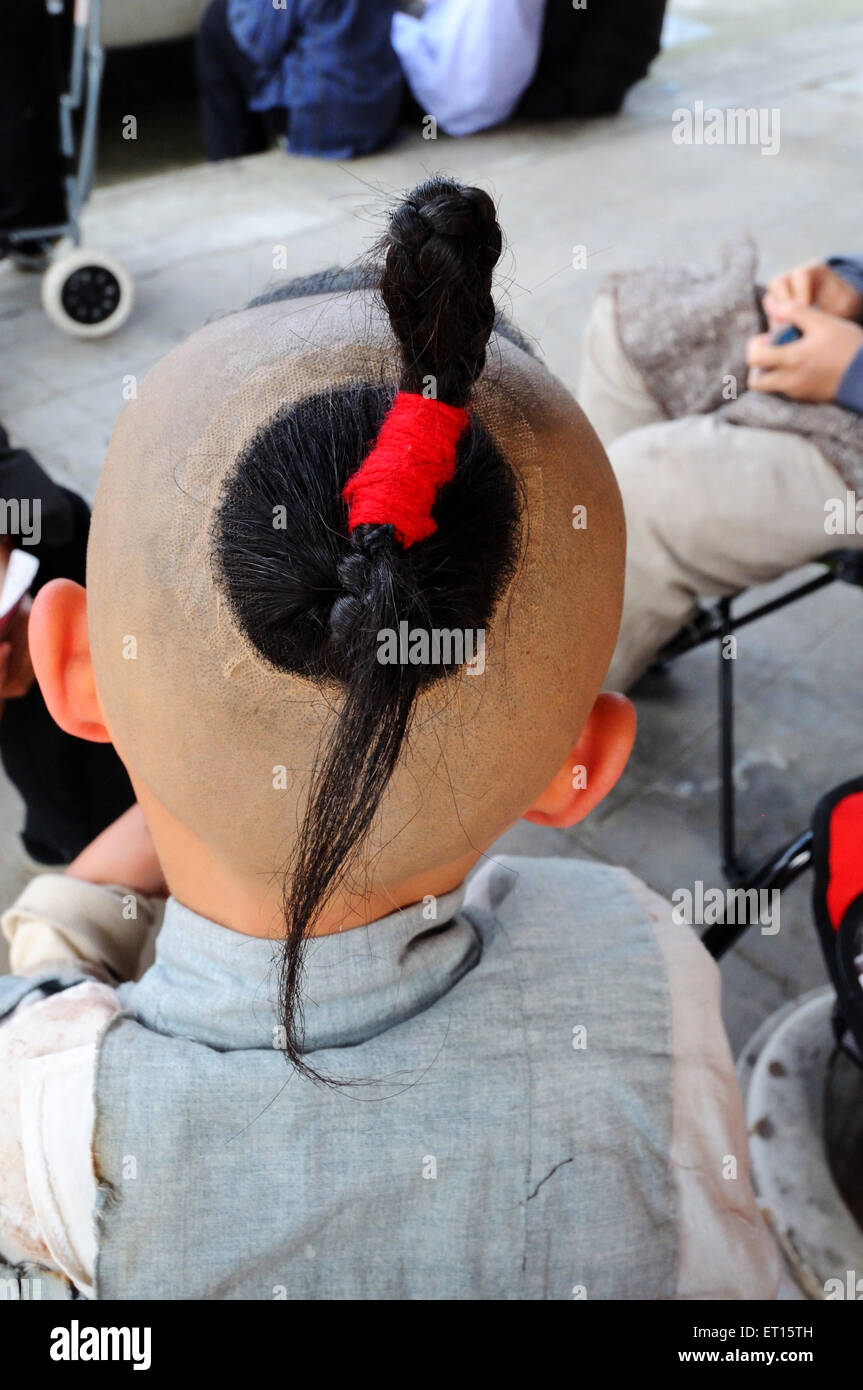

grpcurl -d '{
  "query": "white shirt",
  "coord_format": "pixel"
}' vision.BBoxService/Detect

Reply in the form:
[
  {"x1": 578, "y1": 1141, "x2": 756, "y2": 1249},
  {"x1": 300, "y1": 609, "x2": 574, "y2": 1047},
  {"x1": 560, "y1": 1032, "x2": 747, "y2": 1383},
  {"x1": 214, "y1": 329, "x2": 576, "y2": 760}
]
[{"x1": 391, "y1": 0, "x2": 546, "y2": 136}]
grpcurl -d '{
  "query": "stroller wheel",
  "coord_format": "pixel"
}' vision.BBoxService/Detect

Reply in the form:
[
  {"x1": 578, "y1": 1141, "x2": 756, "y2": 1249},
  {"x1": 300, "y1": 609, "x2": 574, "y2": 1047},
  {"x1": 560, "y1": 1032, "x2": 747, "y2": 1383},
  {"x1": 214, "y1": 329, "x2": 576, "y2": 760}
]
[{"x1": 41, "y1": 248, "x2": 134, "y2": 338}]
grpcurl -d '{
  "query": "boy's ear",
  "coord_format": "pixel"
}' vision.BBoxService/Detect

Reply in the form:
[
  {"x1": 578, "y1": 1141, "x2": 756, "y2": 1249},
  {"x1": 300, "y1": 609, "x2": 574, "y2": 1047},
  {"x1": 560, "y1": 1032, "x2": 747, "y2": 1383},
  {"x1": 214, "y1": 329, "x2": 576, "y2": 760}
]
[
  {"x1": 29, "y1": 579, "x2": 112, "y2": 743},
  {"x1": 524, "y1": 692, "x2": 636, "y2": 829}
]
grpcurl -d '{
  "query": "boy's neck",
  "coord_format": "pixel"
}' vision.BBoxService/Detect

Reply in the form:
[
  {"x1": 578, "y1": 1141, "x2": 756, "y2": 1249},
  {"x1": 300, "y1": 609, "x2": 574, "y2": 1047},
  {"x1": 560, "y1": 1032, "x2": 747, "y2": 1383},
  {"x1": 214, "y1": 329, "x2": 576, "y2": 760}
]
[
  {"x1": 158, "y1": 823, "x2": 477, "y2": 938},
  {"x1": 135, "y1": 781, "x2": 481, "y2": 938}
]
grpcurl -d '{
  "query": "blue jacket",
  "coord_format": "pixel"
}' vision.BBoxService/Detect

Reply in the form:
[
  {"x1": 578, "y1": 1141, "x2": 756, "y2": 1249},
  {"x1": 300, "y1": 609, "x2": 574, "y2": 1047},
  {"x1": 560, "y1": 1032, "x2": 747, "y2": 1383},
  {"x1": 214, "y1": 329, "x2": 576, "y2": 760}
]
[{"x1": 227, "y1": 0, "x2": 403, "y2": 159}]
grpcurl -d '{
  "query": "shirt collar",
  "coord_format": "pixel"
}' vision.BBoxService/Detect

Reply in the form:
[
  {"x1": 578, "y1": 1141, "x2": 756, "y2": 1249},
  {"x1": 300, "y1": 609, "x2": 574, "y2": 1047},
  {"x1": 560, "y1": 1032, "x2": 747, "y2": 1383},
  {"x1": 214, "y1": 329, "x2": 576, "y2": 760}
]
[{"x1": 124, "y1": 884, "x2": 481, "y2": 1053}]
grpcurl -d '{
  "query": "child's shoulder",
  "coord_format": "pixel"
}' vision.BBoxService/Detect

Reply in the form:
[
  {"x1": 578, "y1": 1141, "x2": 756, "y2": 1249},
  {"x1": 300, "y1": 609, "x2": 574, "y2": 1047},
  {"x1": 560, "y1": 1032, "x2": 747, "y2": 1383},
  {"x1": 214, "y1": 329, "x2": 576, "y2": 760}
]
[
  {"x1": 467, "y1": 851, "x2": 666, "y2": 928},
  {"x1": 465, "y1": 852, "x2": 716, "y2": 989}
]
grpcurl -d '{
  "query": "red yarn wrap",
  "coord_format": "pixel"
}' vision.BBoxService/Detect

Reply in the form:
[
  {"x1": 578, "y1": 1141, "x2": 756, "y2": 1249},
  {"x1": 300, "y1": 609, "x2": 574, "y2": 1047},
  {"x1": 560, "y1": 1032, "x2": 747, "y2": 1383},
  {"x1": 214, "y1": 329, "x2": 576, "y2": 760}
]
[{"x1": 343, "y1": 391, "x2": 469, "y2": 547}]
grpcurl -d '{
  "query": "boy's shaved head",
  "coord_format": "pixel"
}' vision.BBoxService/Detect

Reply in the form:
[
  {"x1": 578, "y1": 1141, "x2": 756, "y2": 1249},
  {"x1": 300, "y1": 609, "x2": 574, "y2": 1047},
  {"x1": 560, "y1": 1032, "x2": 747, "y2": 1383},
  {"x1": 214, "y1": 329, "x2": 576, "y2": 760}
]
[{"x1": 88, "y1": 288, "x2": 624, "y2": 887}]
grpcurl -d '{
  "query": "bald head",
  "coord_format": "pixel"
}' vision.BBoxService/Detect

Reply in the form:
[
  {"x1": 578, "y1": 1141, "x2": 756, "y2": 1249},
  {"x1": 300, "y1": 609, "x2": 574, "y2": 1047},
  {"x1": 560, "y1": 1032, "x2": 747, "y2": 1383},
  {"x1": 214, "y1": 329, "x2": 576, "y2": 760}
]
[{"x1": 86, "y1": 288, "x2": 623, "y2": 888}]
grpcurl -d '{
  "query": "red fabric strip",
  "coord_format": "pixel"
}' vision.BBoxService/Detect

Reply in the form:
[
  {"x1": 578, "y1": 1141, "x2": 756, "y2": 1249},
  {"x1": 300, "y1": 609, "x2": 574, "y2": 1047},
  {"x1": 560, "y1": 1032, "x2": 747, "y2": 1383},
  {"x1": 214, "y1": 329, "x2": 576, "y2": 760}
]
[
  {"x1": 827, "y1": 790, "x2": 863, "y2": 930},
  {"x1": 343, "y1": 392, "x2": 469, "y2": 547}
]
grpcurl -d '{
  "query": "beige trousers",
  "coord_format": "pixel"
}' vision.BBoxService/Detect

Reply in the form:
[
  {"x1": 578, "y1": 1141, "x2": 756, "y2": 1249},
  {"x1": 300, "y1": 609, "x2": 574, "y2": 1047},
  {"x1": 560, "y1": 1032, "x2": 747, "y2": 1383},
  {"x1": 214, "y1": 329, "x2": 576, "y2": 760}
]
[{"x1": 579, "y1": 293, "x2": 862, "y2": 691}]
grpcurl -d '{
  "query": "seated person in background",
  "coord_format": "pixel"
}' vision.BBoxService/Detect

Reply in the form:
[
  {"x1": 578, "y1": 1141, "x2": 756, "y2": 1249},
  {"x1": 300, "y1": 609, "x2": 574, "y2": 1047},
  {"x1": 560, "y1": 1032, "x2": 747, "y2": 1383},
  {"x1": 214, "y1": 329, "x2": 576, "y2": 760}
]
[
  {"x1": 0, "y1": 182, "x2": 787, "y2": 1300},
  {"x1": 0, "y1": 0, "x2": 69, "y2": 267},
  {"x1": 579, "y1": 246, "x2": 863, "y2": 692},
  {"x1": 391, "y1": 0, "x2": 546, "y2": 136},
  {"x1": 515, "y1": 0, "x2": 667, "y2": 122},
  {"x1": 392, "y1": 0, "x2": 667, "y2": 137},
  {"x1": 196, "y1": 0, "x2": 403, "y2": 161},
  {"x1": 0, "y1": 426, "x2": 133, "y2": 864}
]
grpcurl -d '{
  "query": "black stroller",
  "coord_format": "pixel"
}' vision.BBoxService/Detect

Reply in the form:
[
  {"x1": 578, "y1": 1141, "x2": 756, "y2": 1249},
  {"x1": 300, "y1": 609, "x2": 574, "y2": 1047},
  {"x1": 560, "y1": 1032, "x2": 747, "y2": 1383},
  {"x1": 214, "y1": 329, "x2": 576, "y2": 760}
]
[{"x1": 0, "y1": 0, "x2": 133, "y2": 337}]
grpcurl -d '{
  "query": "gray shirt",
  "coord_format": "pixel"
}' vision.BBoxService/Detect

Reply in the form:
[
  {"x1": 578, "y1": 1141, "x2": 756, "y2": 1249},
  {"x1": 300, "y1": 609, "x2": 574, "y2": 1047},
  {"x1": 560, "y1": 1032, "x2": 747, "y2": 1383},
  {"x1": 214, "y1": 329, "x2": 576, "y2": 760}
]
[{"x1": 0, "y1": 856, "x2": 784, "y2": 1299}]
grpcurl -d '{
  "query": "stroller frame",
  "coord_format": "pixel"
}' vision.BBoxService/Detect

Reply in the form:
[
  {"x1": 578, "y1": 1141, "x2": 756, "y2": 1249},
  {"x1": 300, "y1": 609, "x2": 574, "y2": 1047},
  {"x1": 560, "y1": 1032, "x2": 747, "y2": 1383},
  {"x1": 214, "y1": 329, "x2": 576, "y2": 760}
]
[
  {"x1": 6, "y1": 0, "x2": 103, "y2": 253},
  {"x1": 654, "y1": 548, "x2": 863, "y2": 959},
  {"x1": 4, "y1": 0, "x2": 133, "y2": 337}
]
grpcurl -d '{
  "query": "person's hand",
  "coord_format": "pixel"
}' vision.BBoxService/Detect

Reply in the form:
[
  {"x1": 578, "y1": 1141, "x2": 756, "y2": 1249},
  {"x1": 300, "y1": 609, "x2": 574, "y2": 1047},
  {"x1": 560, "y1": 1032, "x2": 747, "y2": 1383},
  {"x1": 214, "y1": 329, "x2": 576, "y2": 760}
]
[
  {"x1": 0, "y1": 594, "x2": 35, "y2": 709},
  {"x1": 66, "y1": 803, "x2": 168, "y2": 898},
  {"x1": 746, "y1": 302, "x2": 863, "y2": 404},
  {"x1": 763, "y1": 261, "x2": 863, "y2": 324},
  {"x1": 0, "y1": 537, "x2": 36, "y2": 713}
]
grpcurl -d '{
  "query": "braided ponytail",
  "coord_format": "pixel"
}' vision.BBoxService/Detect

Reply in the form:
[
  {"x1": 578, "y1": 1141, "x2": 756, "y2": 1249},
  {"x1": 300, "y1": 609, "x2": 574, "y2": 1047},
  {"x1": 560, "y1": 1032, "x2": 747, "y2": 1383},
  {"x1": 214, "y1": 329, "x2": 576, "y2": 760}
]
[
  {"x1": 213, "y1": 180, "x2": 520, "y2": 1076},
  {"x1": 380, "y1": 178, "x2": 502, "y2": 404}
]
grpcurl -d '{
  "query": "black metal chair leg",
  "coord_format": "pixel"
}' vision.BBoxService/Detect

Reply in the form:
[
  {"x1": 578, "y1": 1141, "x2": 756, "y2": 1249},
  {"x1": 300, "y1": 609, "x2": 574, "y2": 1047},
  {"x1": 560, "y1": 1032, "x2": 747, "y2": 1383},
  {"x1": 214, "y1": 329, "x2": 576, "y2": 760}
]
[{"x1": 718, "y1": 597, "x2": 746, "y2": 885}]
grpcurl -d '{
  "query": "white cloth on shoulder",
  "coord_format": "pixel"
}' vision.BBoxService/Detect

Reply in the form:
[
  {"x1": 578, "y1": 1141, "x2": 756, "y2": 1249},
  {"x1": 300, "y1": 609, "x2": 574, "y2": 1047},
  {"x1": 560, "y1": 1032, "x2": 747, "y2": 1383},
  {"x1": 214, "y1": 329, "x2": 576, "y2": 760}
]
[{"x1": 391, "y1": 0, "x2": 545, "y2": 136}]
